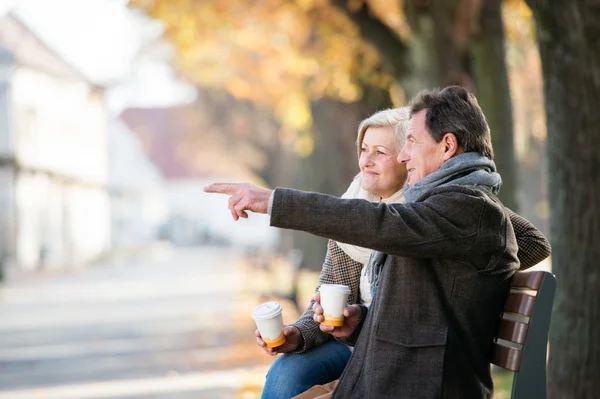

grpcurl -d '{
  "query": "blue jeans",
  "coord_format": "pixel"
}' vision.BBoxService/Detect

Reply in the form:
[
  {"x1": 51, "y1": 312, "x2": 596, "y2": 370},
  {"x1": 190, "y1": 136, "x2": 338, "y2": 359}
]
[{"x1": 261, "y1": 339, "x2": 351, "y2": 399}]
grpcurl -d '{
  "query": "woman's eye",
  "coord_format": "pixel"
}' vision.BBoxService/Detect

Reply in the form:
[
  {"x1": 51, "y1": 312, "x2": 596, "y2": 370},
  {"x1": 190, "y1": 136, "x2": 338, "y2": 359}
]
[
  {"x1": 377, "y1": 150, "x2": 385, "y2": 155},
  {"x1": 361, "y1": 147, "x2": 367, "y2": 152}
]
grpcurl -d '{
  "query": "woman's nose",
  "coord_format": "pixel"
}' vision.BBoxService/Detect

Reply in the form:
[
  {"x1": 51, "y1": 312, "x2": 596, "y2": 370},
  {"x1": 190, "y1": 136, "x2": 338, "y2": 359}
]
[{"x1": 360, "y1": 153, "x2": 374, "y2": 167}]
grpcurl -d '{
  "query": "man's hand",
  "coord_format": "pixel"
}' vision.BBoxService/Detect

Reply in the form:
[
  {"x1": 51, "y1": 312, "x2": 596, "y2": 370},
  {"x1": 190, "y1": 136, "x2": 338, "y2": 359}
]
[
  {"x1": 255, "y1": 325, "x2": 304, "y2": 356},
  {"x1": 312, "y1": 292, "x2": 363, "y2": 338},
  {"x1": 203, "y1": 183, "x2": 272, "y2": 221}
]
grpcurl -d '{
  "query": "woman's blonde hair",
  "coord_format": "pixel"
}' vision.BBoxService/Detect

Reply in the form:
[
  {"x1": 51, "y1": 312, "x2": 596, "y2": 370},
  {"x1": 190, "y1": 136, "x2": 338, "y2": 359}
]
[{"x1": 356, "y1": 107, "x2": 410, "y2": 159}]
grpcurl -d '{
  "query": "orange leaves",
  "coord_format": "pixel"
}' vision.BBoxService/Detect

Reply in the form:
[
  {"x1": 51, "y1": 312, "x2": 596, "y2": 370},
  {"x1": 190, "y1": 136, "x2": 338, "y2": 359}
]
[
  {"x1": 129, "y1": 0, "x2": 389, "y2": 128},
  {"x1": 128, "y1": 0, "x2": 406, "y2": 158},
  {"x1": 275, "y1": 92, "x2": 312, "y2": 130},
  {"x1": 226, "y1": 77, "x2": 254, "y2": 100},
  {"x1": 502, "y1": 0, "x2": 535, "y2": 46}
]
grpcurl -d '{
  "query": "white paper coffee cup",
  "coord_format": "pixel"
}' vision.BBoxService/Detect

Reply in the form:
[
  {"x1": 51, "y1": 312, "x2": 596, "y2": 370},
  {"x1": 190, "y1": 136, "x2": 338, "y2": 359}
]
[
  {"x1": 252, "y1": 302, "x2": 286, "y2": 348},
  {"x1": 319, "y1": 284, "x2": 351, "y2": 327}
]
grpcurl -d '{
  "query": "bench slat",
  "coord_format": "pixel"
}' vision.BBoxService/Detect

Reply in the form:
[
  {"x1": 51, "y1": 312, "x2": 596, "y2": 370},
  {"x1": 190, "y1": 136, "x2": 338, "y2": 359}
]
[
  {"x1": 491, "y1": 342, "x2": 523, "y2": 372},
  {"x1": 496, "y1": 319, "x2": 529, "y2": 344},
  {"x1": 511, "y1": 271, "x2": 545, "y2": 290},
  {"x1": 504, "y1": 292, "x2": 536, "y2": 316}
]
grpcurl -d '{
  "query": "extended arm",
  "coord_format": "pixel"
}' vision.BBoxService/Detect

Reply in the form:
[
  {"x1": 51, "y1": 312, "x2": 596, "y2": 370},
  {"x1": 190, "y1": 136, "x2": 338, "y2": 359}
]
[
  {"x1": 204, "y1": 182, "x2": 512, "y2": 262},
  {"x1": 270, "y1": 186, "x2": 505, "y2": 259}
]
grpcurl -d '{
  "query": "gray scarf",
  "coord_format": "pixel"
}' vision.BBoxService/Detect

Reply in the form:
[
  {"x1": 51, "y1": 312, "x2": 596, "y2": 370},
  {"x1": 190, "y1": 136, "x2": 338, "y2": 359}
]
[
  {"x1": 369, "y1": 152, "x2": 502, "y2": 298},
  {"x1": 404, "y1": 152, "x2": 501, "y2": 203}
]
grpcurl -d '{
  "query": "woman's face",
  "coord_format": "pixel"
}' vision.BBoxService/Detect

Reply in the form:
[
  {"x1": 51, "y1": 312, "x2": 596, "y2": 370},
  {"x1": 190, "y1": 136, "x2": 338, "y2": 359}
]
[{"x1": 359, "y1": 126, "x2": 408, "y2": 199}]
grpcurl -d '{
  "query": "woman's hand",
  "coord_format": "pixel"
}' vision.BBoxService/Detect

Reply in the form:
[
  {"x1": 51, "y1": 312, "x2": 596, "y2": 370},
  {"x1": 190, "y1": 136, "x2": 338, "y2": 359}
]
[
  {"x1": 255, "y1": 325, "x2": 304, "y2": 356},
  {"x1": 312, "y1": 292, "x2": 363, "y2": 338}
]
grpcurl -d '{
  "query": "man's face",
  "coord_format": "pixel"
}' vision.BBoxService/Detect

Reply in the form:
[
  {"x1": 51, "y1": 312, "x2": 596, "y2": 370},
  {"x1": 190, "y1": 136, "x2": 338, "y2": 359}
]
[{"x1": 398, "y1": 109, "x2": 447, "y2": 185}]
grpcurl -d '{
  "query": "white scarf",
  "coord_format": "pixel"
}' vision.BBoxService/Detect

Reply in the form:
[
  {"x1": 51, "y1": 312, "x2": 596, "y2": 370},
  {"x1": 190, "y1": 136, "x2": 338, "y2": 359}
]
[{"x1": 336, "y1": 174, "x2": 406, "y2": 264}]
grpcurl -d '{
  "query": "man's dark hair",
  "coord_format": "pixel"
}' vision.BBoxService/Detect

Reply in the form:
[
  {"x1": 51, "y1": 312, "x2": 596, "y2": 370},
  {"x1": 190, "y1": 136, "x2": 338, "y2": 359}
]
[{"x1": 409, "y1": 86, "x2": 494, "y2": 159}]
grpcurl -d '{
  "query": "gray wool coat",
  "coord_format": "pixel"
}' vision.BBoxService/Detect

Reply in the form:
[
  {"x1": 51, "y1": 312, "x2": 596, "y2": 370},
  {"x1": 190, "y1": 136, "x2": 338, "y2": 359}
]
[
  {"x1": 270, "y1": 185, "x2": 522, "y2": 399},
  {"x1": 291, "y1": 211, "x2": 550, "y2": 354}
]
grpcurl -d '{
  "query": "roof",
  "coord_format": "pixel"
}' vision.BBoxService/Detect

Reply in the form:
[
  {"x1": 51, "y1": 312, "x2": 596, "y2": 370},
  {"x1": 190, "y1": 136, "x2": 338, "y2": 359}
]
[
  {"x1": 0, "y1": 12, "x2": 95, "y2": 85},
  {"x1": 120, "y1": 106, "x2": 209, "y2": 180}
]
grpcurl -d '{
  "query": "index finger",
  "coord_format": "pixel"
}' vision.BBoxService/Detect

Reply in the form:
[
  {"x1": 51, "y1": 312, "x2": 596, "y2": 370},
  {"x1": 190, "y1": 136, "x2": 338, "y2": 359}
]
[{"x1": 203, "y1": 183, "x2": 240, "y2": 195}]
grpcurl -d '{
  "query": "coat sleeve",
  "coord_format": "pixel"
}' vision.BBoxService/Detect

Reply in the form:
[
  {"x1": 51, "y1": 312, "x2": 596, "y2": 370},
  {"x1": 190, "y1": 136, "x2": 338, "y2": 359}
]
[
  {"x1": 506, "y1": 208, "x2": 551, "y2": 269},
  {"x1": 270, "y1": 187, "x2": 504, "y2": 259}
]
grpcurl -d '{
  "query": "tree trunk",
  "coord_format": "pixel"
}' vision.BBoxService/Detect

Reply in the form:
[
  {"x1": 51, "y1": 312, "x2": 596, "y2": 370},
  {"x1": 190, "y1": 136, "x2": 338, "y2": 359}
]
[
  {"x1": 430, "y1": 0, "x2": 472, "y2": 86},
  {"x1": 470, "y1": 0, "x2": 518, "y2": 210},
  {"x1": 525, "y1": 0, "x2": 600, "y2": 397},
  {"x1": 331, "y1": 0, "x2": 410, "y2": 84},
  {"x1": 405, "y1": 0, "x2": 519, "y2": 210},
  {"x1": 402, "y1": 7, "x2": 443, "y2": 98}
]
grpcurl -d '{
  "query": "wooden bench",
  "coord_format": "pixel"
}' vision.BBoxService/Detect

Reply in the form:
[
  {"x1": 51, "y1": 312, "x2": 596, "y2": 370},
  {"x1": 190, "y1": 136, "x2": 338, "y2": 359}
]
[{"x1": 492, "y1": 270, "x2": 557, "y2": 398}]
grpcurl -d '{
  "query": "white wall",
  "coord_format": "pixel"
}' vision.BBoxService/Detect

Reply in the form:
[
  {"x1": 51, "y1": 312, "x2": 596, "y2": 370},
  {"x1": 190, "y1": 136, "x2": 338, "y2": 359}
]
[
  {"x1": 14, "y1": 172, "x2": 111, "y2": 270},
  {"x1": 11, "y1": 67, "x2": 107, "y2": 184},
  {"x1": 108, "y1": 118, "x2": 167, "y2": 248},
  {"x1": 0, "y1": 80, "x2": 11, "y2": 156},
  {"x1": 7, "y1": 66, "x2": 111, "y2": 270}
]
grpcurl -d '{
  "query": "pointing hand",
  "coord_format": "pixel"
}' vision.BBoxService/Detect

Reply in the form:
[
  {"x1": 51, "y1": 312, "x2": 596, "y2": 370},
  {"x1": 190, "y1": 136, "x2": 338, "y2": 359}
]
[{"x1": 204, "y1": 182, "x2": 272, "y2": 221}]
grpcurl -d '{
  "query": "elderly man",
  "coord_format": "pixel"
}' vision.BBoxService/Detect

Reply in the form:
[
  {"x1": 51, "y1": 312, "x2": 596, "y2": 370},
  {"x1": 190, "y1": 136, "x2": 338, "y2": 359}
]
[{"x1": 206, "y1": 86, "x2": 529, "y2": 398}]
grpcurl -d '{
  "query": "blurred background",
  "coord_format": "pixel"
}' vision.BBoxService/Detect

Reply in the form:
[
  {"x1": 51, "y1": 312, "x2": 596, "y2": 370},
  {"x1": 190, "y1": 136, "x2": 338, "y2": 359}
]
[{"x1": 0, "y1": 0, "x2": 566, "y2": 397}]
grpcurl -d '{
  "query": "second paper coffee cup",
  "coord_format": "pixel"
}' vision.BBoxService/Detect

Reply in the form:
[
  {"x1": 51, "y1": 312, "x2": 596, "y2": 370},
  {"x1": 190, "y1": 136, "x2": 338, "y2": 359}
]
[
  {"x1": 252, "y1": 302, "x2": 286, "y2": 348},
  {"x1": 319, "y1": 284, "x2": 351, "y2": 327}
]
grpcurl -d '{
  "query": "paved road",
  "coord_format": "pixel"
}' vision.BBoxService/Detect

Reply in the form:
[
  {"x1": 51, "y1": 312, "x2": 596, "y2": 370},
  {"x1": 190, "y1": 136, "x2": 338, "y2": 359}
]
[{"x1": 0, "y1": 245, "x2": 276, "y2": 399}]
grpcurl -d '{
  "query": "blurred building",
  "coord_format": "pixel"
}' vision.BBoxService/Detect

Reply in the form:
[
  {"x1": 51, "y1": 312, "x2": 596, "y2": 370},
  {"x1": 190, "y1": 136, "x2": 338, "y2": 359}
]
[
  {"x1": 0, "y1": 13, "x2": 110, "y2": 272},
  {"x1": 121, "y1": 106, "x2": 279, "y2": 251},
  {"x1": 108, "y1": 118, "x2": 168, "y2": 250}
]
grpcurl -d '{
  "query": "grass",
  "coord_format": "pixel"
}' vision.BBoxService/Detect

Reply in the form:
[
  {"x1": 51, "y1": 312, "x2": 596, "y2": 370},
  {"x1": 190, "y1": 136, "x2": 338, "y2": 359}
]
[{"x1": 493, "y1": 368, "x2": 515, "y2": 398}]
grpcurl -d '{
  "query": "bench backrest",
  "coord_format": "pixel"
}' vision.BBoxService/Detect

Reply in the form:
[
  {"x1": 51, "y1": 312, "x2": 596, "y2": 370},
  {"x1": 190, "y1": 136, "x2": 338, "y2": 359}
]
[{"x1": 491, "y1": 270, "x2": 557, "y2": 398}]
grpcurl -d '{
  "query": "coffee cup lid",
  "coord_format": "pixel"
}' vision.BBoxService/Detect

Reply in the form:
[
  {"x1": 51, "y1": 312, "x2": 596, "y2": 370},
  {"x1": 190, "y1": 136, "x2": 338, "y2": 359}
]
[
  {"x1": 319, "y1": 284, "x2": 351, "y2": 294},
  {"x1": 252, "y1": 302, "x2": 283, "y2": 320}
]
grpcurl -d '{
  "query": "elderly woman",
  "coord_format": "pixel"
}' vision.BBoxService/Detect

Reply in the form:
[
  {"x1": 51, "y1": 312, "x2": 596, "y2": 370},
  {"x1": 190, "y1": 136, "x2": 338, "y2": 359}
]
[{"x1": 256, "y1": 107, "x2": 551, "y2": 399}]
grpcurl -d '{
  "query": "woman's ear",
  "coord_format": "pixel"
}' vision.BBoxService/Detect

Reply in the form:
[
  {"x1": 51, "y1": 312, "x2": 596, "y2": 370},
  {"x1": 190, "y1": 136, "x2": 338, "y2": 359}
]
[{"x1": 441, "y1": 133, "x2": 460, "y2": 161}]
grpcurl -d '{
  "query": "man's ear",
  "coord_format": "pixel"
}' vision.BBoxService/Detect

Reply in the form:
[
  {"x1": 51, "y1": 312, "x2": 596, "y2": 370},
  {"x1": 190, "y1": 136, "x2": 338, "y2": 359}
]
[{"x1": 441, "y1": 133, "x2": 460, "y2": 161}]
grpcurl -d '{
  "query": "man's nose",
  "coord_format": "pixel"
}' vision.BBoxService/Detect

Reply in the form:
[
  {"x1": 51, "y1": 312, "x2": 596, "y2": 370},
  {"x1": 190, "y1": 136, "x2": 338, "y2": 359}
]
[{"x1": 398, "y1": 147, "x2": 409, "y2": 163}]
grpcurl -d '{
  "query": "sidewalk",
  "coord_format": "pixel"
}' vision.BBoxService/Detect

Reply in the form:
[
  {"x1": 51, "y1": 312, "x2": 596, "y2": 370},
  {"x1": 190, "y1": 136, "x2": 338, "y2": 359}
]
[{"x1": 0, "y1": 245, "x2": 310, "y2": 398}]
